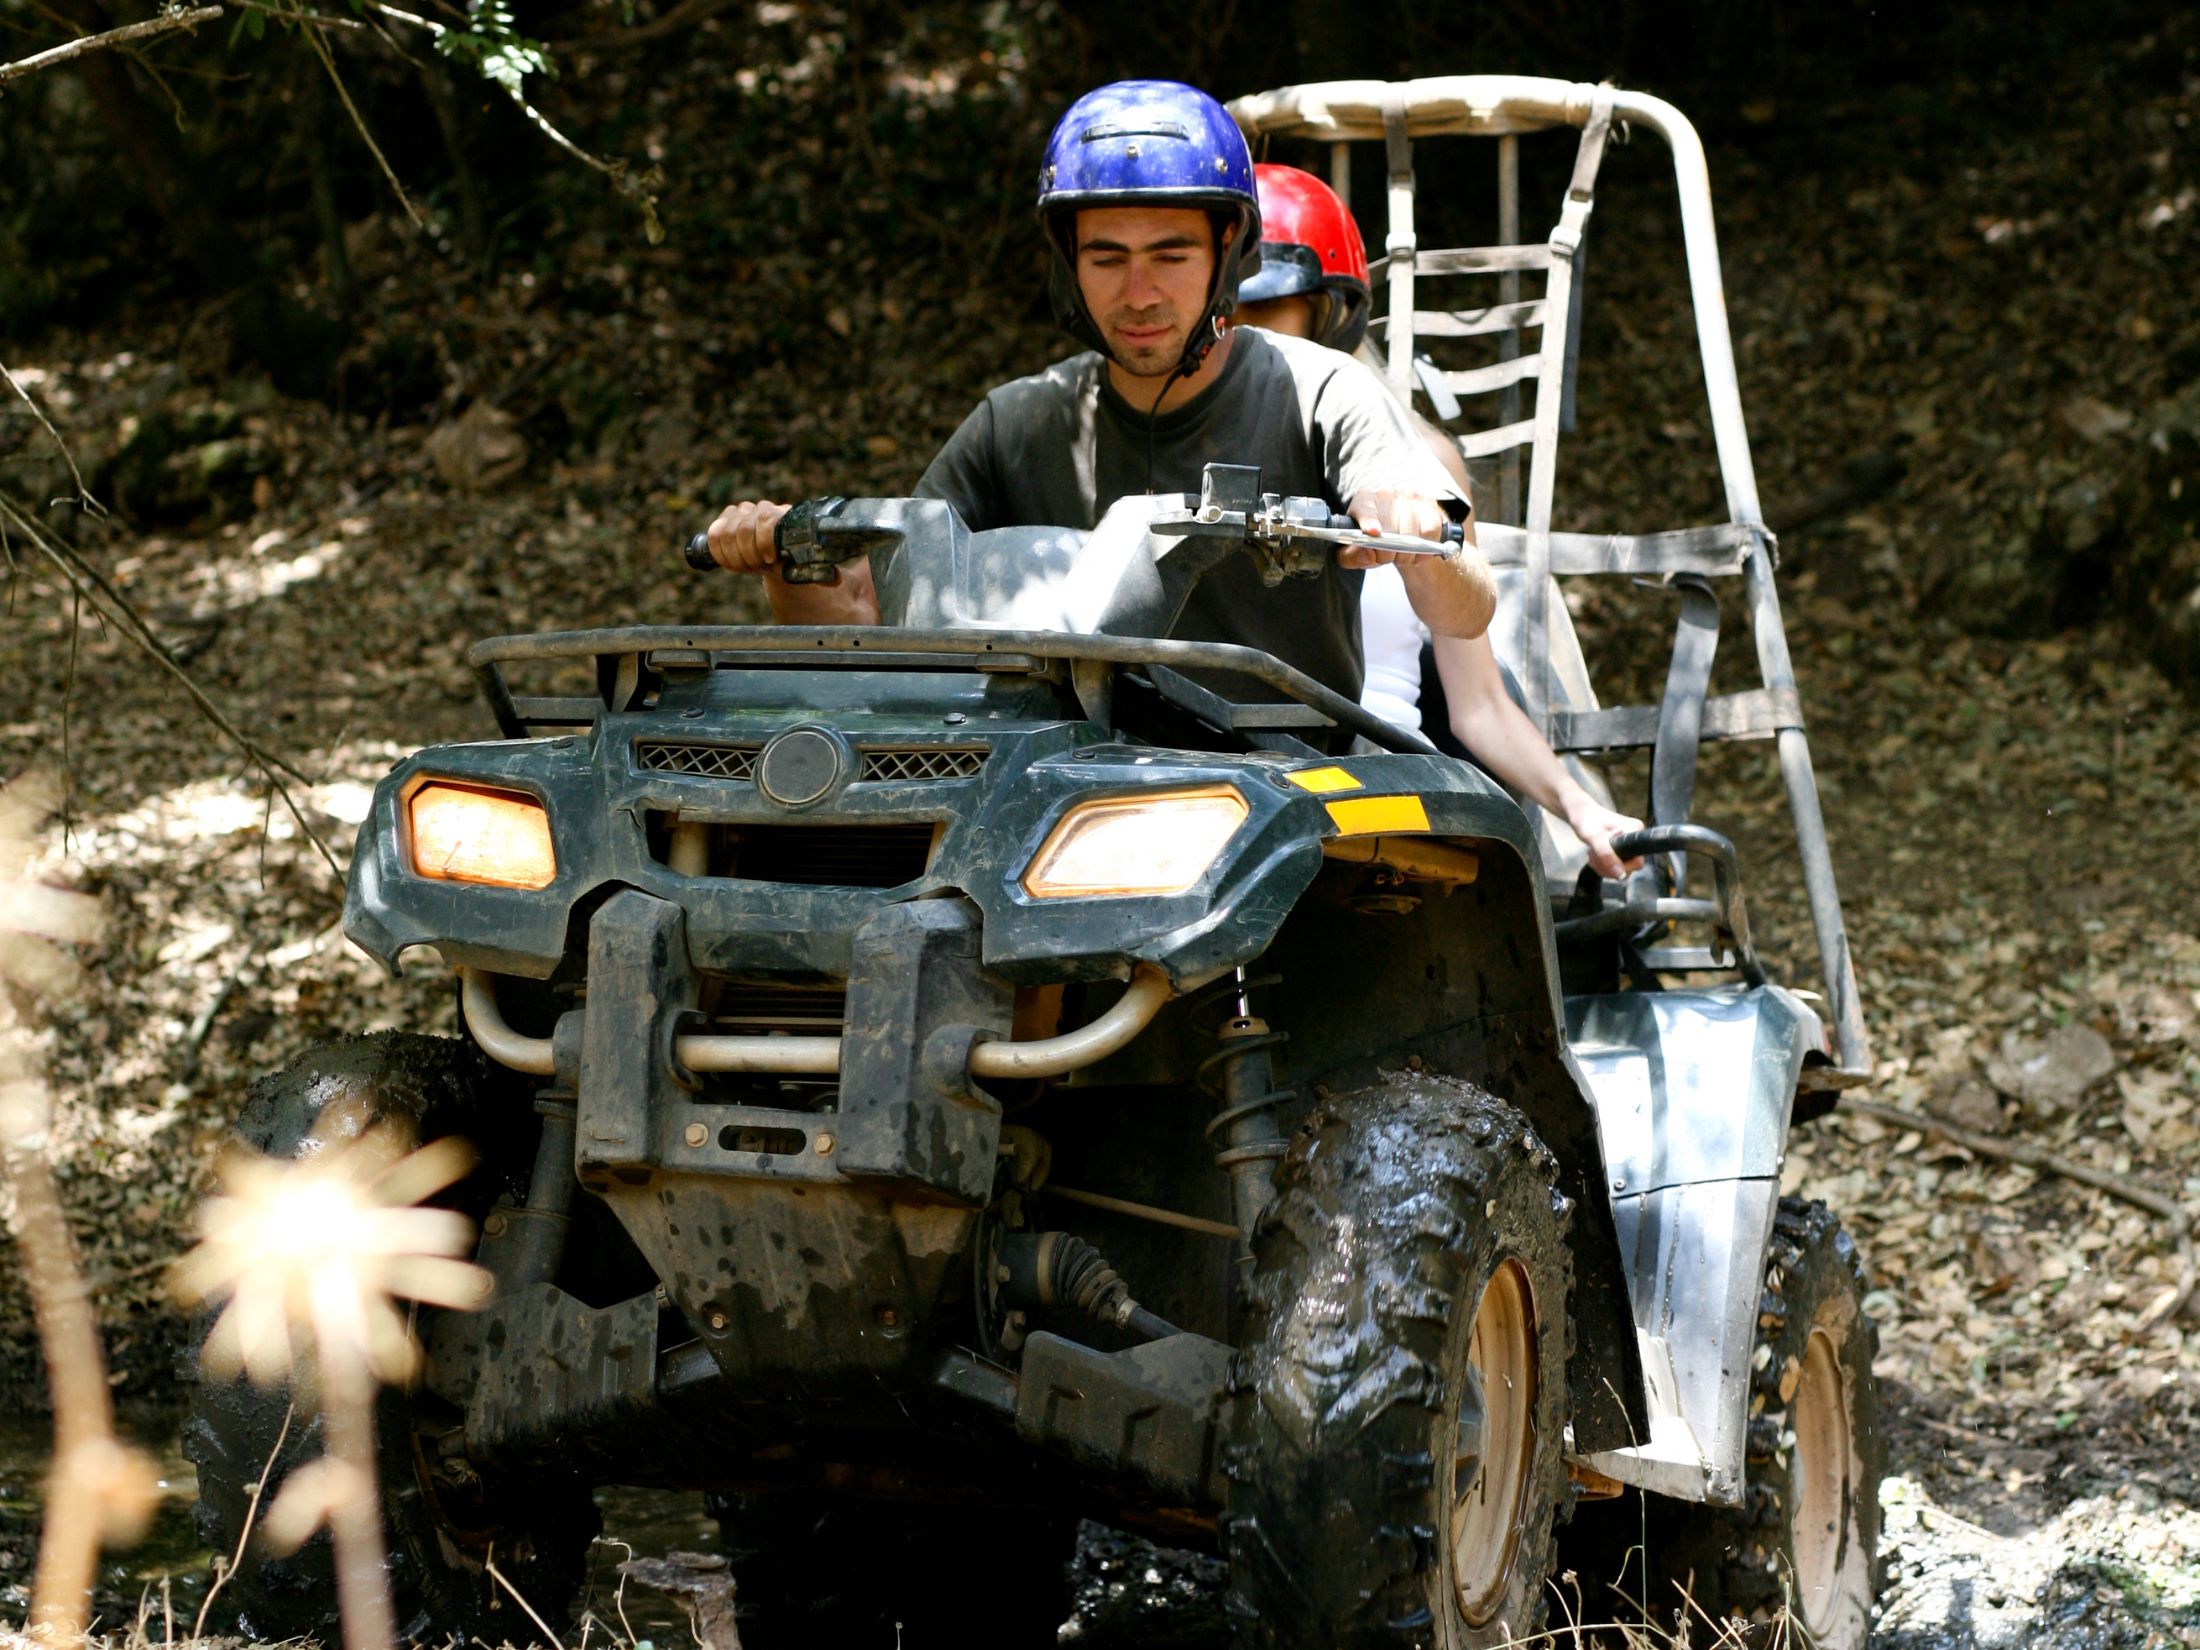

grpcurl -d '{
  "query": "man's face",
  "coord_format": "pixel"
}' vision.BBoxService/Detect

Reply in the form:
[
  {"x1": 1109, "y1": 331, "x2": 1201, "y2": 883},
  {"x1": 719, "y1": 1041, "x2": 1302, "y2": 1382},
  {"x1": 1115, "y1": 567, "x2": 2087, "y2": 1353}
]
[{"x1": 1074, "y1": 206, "x2": 1222, "y2": 378}]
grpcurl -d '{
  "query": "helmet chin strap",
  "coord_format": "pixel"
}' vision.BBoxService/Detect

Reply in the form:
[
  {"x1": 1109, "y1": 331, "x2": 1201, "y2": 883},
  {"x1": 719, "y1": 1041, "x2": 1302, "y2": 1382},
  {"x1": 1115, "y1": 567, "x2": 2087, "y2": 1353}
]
[{"x1": 1142, "y1": 315, "x2": 1226, "y2": 494}]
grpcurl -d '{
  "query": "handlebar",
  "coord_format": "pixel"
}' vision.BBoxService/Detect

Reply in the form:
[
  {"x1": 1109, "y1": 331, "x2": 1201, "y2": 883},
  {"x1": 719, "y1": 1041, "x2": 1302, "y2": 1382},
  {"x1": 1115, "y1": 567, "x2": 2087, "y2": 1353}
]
[
  {"x1": 686, "y1": 464, "x2": 1467, "y2": 585},
  {"x1": 1556, "y1": 822, "x2": 1765, "y2": 985},
  {"x1": 683, "y1": 495, "x2": 904, "y2": 584}
]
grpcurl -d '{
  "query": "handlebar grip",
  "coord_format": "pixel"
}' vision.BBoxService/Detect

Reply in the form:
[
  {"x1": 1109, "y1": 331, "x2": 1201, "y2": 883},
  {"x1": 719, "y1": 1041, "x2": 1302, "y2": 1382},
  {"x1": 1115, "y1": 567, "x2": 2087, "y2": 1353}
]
[
  {"x1": 1324, "y1": 515, "x2": 1469, "y2": 546},
  {"x1": 686, "y1": 514, "x2": 805, "y2": 574}
]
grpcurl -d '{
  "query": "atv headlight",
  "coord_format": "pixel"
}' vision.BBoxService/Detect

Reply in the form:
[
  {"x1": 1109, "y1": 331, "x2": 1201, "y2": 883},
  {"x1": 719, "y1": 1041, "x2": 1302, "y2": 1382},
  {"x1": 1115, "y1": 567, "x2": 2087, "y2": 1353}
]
[
  {"x1": 406, "y1": 781, "x2": 557, "y2": 890},
  {"x1": 1021, "y1": 786, "x2": 1248, "y2": 900}
]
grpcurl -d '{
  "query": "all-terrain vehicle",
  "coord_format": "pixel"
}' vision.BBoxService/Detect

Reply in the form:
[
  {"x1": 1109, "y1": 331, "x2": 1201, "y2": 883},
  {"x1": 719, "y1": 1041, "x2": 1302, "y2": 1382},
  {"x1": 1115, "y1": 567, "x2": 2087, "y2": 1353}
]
[{"x1": 188, "y1": 76, "x2": 1883, "y2": 1649}]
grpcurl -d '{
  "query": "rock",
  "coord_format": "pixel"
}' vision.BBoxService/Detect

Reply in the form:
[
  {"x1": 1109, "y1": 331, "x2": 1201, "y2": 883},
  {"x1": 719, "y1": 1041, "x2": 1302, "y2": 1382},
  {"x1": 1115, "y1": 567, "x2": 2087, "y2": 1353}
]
[
  {"x1": 2046, "y1": 477, "x2": 2119, "y2": 556},
  {"x1": 2059, "y1": 396, "x2": 2135, "y2": 443},
  {"x1": 425, "y1": 401, "x2": 527, "y2": 492},
  {"x1": 1983, "y1": 1023, "x2": 2115, "y2": 1114},
  {"x1": 1939, "y1": 1077, "x2": 2007, "y2": 1134}
]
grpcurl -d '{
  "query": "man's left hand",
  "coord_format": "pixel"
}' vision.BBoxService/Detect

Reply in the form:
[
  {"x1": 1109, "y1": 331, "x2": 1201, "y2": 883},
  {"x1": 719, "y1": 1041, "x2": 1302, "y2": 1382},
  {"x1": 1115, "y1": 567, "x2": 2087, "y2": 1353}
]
[{"x1": 1338, "y1": 489, "x2": 1450, "y2": 568}]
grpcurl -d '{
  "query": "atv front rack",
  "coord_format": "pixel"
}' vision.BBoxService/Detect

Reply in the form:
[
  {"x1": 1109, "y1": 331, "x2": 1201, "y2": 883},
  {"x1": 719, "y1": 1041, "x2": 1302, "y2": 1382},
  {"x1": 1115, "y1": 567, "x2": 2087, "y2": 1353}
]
[{"x1": 468, "y1": 625, "x2": 1440, "y2": 757}]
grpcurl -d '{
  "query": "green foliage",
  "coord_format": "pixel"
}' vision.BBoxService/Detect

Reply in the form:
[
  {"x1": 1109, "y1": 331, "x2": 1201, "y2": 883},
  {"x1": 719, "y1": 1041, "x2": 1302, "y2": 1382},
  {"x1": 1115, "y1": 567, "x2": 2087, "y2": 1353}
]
[{"x1": 429, "y1": 0, "x2": 555, "y2": 97}]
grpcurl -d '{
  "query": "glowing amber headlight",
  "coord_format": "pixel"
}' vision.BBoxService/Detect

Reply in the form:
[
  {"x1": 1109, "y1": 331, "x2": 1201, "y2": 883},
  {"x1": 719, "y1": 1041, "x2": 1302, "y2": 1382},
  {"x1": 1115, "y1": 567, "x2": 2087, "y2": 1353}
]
[
  {"x1": 406, "y1": 782, "x2": 556, "y2": 890},
  {"x1": 1020, "y1": 786, "x2": 1249, "y2": 900}
]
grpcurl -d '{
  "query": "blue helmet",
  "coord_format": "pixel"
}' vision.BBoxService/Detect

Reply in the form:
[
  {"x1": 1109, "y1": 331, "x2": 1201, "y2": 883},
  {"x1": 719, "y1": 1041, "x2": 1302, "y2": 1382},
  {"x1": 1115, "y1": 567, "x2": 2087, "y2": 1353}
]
[{"x1": 1036, "y1": 80, "x2": 1261, "y2": 377}]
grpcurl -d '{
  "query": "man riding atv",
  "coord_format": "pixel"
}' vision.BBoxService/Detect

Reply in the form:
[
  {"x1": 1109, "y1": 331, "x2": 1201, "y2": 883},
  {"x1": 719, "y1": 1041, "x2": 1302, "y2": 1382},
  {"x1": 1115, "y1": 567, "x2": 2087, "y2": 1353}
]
[{"x1": 699, "y1": 79, "x2": 1490, "y2": 709}]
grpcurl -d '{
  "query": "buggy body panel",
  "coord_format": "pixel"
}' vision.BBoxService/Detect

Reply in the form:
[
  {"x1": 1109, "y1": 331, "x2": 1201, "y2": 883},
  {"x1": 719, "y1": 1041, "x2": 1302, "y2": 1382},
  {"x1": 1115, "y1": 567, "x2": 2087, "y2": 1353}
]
[{"x1": 1566, "y1": 985, "x2": 1825, "y2": 1504}]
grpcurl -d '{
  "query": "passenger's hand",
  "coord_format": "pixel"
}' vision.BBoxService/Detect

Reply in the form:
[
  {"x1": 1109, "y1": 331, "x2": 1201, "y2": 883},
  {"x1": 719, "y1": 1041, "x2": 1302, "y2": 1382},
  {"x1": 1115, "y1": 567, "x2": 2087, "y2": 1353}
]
[
  {"x1": 1565, "y1": 796, "x2": 1647, "y2": 882},
  {"x1": 1339, "y1": 489, "x2": 1450, "y2": 569},
  {"x1": 702, "y1": 500, "x2": 792, "y2": 576}
]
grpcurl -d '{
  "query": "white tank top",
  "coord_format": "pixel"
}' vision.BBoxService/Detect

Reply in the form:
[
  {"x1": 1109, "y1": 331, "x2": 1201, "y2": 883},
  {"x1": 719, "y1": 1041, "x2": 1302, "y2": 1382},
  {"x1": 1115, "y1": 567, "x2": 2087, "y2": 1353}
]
[{"x1": 1358, "y1": 564, "x2": 1429, "y2": 734}]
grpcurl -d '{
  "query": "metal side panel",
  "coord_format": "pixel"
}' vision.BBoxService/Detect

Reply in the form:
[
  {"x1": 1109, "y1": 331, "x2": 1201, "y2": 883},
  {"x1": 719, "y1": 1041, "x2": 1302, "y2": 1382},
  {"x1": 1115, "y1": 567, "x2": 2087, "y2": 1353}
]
[{"x1": 1563, "y1": 985, "x2": 1821, "y2": 1505}]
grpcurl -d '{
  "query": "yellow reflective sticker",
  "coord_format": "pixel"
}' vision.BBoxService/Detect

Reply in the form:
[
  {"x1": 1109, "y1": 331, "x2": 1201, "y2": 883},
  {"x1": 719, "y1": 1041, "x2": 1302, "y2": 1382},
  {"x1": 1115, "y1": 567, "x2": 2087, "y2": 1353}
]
[
  {"x1": 1285, "y1": 766, "x2": 1362, "y2": 795},
  {"x1": 1324, "y1": 795, "x2": 1431, "y2": 836}
]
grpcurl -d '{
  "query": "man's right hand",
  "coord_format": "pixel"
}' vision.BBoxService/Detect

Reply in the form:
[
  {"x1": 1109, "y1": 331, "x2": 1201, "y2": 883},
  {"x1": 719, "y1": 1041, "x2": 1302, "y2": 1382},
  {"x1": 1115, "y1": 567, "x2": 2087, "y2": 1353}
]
[{"x1": 702, "y1": 500, "x2": 792, "y2": 575}]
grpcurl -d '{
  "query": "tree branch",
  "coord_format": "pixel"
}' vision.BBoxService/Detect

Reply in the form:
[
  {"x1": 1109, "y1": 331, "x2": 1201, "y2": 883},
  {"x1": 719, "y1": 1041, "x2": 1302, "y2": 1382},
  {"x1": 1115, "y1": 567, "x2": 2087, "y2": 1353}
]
[
  {"x1": 0, "y1": 496, "x2": 345, "y2": 891},
  {"x1": 0, "y1": 4, "x2": 222, "y2": 85},
  {"x1": 1, "y1": 361, "x2": 100, "y2": 513},
  {"x1": 1843, "y1": 1096, "x2": 2197, "y2": 1328}
]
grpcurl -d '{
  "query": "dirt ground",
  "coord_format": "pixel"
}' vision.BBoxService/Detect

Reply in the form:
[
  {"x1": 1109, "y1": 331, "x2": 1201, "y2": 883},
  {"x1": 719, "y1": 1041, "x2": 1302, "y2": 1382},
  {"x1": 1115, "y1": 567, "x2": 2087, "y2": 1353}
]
[{"x1": 4, "y1": 30, "x2": 2200, "y2": 1643}]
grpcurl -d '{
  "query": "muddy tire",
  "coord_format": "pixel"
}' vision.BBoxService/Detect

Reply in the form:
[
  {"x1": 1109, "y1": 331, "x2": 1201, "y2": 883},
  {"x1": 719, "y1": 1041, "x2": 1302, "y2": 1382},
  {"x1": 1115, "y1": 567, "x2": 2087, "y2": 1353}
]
[
  {"x1": 184, "y1": 1032, "x2": 598, "y2": 1645},
  {"x1": 1223, "y1": 1073, "x2": 1573, "y2": 1649},
  {"x1": 1641, "y1": 1197, "x2": 1884, "y2": 1647},
  {"x1": 710, "y1": 1493, "x2": 1077, "y2": 1648}
]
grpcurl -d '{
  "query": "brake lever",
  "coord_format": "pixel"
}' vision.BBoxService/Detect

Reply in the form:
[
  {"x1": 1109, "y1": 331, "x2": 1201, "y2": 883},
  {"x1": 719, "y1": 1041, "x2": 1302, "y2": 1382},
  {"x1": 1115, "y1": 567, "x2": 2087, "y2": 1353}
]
[{"x1": 1148, "y1": 462, "x2": 1467, "y2": 578}]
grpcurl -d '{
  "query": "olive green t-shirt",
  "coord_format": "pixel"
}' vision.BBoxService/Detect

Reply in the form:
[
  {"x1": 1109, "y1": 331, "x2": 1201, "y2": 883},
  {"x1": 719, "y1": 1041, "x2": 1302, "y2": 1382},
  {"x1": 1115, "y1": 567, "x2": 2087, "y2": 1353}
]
[{"x1": 913, "y1": 328, "x2": 1466, "y2": 701}]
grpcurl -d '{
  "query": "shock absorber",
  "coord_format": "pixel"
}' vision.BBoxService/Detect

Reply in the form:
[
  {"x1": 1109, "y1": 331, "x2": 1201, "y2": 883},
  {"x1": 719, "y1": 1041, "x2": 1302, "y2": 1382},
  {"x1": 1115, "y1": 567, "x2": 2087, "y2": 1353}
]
[{"x1": 1197, "y1": 968, "x2": 1294, "y2": 1249}]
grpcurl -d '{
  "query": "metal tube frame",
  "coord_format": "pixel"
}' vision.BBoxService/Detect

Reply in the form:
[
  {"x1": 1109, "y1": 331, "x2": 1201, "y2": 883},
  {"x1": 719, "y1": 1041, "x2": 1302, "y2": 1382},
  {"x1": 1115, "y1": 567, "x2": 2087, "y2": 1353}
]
[
  {"x1": 458, "y1": 964, "x2": 1176, "y2": 1083},
  {"x1": 1229, "y1": 78, "x2": 1870, "y2": 1077}
]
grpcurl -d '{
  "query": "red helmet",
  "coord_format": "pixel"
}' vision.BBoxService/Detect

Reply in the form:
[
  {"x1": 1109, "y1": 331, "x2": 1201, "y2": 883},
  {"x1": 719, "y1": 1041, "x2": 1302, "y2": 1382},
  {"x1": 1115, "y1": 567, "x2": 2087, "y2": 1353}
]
[{"x1": 1240, "y1": 164, "x2": 1371, "y2": 351}]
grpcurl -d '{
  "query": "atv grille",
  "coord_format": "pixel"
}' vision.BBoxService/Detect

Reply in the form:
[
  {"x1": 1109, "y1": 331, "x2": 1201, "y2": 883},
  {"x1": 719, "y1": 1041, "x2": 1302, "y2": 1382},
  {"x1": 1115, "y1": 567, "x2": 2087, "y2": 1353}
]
[
  {"x1": 705, "y1": 978, "x2": 847, "y2": 1032},
  {"x1": 724, "y1": 823, "x2": 937, "y2": 888},
  {"x1": 637, "y1": 741, "x2": 759, "y2": 780},
  {"x1": 637, "y1": 740, "x2": 987, "y2": 784},
  {"x1": 857, "y1": 745, "x2": 988, "y2": 782}
]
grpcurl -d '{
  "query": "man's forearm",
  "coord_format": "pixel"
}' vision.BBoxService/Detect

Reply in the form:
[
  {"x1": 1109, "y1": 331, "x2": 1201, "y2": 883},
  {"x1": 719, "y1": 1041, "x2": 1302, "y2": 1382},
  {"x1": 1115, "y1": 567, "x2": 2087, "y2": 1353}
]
[
  {"x1": 763, "y1": 559, "x2": 881, "y2": 624},
  {"x1": 1398, "y1": 546, "x2": 1495, "y2": 639}
]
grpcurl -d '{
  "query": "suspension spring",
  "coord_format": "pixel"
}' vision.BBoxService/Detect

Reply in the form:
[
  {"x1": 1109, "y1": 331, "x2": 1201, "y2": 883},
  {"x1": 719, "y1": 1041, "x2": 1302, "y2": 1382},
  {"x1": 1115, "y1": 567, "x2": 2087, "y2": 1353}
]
[{"x1": 1195, "y1": 970, "x2": 1296, "y2": 1246}]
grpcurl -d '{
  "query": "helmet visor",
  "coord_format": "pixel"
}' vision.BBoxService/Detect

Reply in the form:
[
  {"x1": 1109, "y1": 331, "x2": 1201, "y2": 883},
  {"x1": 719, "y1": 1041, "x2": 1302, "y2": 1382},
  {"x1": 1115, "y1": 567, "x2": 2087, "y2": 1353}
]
[{"x1": 1238, "y1": 243, "x2": 1323, "y2": 305}]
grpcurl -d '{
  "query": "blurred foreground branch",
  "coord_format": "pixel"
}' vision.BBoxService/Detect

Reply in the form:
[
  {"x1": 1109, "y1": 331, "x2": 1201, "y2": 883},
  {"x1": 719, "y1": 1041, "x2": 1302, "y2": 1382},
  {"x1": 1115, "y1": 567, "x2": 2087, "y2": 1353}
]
[{"x1": 0, "y1": 775, "x2": 160, "y2": 1641}]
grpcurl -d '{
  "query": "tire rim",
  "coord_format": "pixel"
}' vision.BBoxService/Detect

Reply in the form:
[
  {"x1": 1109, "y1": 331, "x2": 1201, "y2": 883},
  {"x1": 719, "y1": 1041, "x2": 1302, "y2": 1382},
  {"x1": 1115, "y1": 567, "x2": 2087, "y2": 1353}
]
[
  {"x1": 1790, "y1": 1323, "x2": 1853, "y2": 1635},
  {"x1": 1451, "y1": 1257, "x2": 1538, "y2": 1627}
]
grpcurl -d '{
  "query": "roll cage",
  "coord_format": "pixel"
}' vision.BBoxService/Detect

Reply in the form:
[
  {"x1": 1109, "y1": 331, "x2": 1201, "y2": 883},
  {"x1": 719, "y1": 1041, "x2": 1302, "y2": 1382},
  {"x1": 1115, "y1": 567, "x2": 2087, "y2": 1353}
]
[{"x1": 1229, "y1": 75, "x2": 1871, "y2": 1081}]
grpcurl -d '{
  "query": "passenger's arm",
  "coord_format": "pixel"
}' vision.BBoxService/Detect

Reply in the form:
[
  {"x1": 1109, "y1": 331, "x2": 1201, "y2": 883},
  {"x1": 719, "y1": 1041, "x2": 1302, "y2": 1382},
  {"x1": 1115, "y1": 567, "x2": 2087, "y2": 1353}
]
[{"x1": 1430, "y1": 632, "x2": 1643, "y2": 879}]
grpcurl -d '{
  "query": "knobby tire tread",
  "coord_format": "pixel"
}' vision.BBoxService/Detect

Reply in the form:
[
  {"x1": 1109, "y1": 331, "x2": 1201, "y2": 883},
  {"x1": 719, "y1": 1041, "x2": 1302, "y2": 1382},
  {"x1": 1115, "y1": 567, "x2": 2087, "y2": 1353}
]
[{"x1": 1221, "y1": 1072, "x2": 1574, "y2": 1650}]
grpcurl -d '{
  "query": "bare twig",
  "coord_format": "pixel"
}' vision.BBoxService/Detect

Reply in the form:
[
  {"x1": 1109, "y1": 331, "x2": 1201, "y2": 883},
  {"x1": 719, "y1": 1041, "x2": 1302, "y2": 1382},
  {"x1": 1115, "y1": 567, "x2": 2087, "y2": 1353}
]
[
  {"x1": 360, "y1": 0, "x2": 664, "y2": 239},
  {"x1": 191, "y1": 1400, "x2": 295, "y2": 1639},
  {"x1": 0, "y1": 4, "x2": 222, "y2": 85},
  {"x1": 1843, "y1": 1096, "x2": 2198, "y2": 1326},
  {"x1": 488, "y1": 1552, "x2": 569, "y2": 1650},
  {"x1": 178, "y1": 932, "x2": 259, "y2": 1081},
  {"x1": 298, "y1": 10, "x2": 424, "y2": 228},
  {"x1": 0, "y1": 495, "x2": 345, "y2": 890},
  {"x1": 547, "y1": 0, "x2": 743, "y2": 52},
  {"x1": 1, "y1": 360, "x2": 102, "y2": 511}
]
